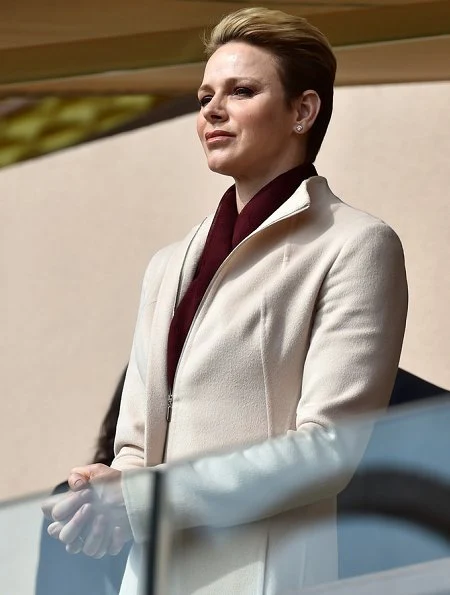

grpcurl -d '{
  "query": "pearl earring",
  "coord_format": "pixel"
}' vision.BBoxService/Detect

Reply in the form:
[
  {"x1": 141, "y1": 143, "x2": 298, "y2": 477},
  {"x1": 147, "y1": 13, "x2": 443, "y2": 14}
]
[{"x1": 295, "y1": 123, "x2": 304, "y2": 133}]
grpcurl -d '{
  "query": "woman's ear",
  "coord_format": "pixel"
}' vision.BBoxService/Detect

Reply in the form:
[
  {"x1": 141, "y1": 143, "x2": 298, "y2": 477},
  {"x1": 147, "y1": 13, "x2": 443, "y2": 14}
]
[{"x1": 293, "y1": 90, "x2": 321, "y2": 134}]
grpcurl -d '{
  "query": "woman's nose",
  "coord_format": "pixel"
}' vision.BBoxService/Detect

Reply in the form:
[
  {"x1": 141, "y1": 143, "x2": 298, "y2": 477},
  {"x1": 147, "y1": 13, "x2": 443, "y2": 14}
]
[{"x1": 203, "y1": 96, "x2": 228, "y2": 123}]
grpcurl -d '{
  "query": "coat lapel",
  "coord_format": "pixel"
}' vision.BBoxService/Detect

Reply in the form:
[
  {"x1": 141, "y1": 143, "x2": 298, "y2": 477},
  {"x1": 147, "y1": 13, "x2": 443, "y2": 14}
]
[{"x1": 145, "y1": 217, "x2": 213, "y2": 465}]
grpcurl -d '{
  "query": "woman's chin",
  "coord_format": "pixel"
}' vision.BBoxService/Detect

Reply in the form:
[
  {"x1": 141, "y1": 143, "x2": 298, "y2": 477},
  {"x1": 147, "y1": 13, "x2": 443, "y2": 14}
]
[{"x1": 206, "y1": 158, "x2": 238, "y2": 177}]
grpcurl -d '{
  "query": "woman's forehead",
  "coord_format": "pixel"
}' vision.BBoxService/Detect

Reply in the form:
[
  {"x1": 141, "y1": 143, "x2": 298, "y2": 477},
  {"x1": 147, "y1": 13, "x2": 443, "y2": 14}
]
[{"x1": 202, "y1": 42, "x2": 279, "y2": 86}]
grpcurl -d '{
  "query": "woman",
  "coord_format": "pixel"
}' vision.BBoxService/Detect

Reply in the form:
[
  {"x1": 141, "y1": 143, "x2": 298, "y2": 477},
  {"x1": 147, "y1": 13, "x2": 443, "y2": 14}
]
[{"x1": 45, "y1": 7, "x2": 408, "y2": 594}]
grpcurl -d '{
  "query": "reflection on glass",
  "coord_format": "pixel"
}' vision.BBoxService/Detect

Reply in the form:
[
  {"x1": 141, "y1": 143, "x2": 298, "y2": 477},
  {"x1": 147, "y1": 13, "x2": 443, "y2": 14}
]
[
  {"x1": 1, "y1": 398, "x2": 449, "y2": 594},
  {"x1": 0, "y1": 399, "x2": 450, "y2": 595}
]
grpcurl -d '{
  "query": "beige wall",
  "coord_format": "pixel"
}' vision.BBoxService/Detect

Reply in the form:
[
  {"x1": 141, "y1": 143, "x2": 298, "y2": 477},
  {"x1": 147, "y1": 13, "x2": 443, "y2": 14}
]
[
  {"x1": 1, "y1": 81, "x2": 449, "y2": 501},
  {"x1": 316, "y1": 81, "x2": 450, "y2": 389}
]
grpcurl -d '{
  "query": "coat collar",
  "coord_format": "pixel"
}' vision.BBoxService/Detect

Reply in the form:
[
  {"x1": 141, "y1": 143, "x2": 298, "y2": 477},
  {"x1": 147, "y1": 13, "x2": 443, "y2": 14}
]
[
  {"x1": 174, "y1": 175, "x2": 326, "y2": 289},
  {"x1": 173, "y1": 176, "x2": 327, "y2": 303},
  {"x1": 251, "y1": 174, "x2": 318, "y2": 234},
  {"x1": 167, "y1": 175, "x2": 326, "y2": 305}
]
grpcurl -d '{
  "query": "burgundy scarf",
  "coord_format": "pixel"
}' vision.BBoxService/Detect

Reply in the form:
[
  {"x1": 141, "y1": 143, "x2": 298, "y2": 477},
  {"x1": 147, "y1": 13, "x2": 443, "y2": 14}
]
[{"x1": 167, "y1": 163, "x2": 317, "y2": 391}]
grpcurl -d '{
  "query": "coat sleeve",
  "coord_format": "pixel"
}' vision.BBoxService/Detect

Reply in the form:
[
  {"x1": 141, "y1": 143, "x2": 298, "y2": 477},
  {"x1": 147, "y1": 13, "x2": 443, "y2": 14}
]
[
  {"x1": 111, "y1": 246, "x2": 174, "y2": 471},
  {"x1": 296, "y1": 220, "x2": 408, "y2": 426},
  {"x1": 121, "y1": 221, "x2": 408, "y2": 540}
]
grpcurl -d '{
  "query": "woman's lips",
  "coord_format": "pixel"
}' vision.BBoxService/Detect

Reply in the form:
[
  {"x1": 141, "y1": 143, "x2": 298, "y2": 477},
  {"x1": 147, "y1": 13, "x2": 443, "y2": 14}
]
[{"x1": 205, "y1": 130, "x2": 235, "y2": 143}]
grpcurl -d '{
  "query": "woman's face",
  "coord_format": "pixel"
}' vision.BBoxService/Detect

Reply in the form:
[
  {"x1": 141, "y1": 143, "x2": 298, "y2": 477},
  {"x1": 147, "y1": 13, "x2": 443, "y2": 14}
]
[{"x1": 197, "y1": 41, "x2": 302, "y2": 183}]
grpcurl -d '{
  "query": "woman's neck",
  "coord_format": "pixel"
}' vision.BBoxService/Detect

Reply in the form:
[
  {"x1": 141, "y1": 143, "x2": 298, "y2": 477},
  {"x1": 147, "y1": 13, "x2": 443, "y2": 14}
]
[{"x1": 235, "y1": 160, "x2": 305, "y2": 213}]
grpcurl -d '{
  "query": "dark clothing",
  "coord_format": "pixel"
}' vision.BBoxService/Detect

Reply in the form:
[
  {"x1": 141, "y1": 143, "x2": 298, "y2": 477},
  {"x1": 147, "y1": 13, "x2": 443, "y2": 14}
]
[{"x1": 389, "y1": 368, "x2": 444, "y2": 406}]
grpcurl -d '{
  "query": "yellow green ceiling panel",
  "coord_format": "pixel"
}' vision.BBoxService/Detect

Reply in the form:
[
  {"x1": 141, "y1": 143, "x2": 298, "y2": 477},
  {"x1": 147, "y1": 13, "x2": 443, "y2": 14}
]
[{"x1": 0, "y1": 95, "x2": 160, "y2": 168}]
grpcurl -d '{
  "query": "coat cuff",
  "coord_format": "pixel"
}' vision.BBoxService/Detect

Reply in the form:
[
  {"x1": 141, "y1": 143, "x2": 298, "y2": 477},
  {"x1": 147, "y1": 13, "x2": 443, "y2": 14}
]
[
  {"x1": 122, "y1": 465, "x2": 168, "y2": 543},
  {"x1": 122, "y1": 469, "x2": 155, "y2": 543}
]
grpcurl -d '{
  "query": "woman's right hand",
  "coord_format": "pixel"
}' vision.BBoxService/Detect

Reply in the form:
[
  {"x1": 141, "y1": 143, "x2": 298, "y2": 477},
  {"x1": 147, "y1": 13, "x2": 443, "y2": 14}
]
[{"x1": 42, "y1": 464, "x2": 132, "y2": 557}]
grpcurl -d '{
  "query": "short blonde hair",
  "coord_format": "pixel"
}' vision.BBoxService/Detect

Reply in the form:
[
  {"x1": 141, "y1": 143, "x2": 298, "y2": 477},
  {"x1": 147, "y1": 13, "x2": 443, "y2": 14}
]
[{"x1": 204, "y1": 7, "x2": 336, "y2": 162}]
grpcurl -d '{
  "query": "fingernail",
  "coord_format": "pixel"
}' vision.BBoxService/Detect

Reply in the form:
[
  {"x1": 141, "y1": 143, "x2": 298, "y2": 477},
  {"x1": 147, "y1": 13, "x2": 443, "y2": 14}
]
[
  {"x1": 74, "y1": 479, "x2": 84, "y2": 488},
  {"x1": 47, "y1": 523, "x2": 59, "y2": 537},
  {"x1": 77, "y1": 503, "x2": 88, "y2": 516}
]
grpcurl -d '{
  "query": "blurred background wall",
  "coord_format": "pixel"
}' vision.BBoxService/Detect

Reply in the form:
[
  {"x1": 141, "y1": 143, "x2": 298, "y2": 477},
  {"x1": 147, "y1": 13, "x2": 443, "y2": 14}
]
[{"x1": 1, "y1": 81, "x2": 449, "y2": 501}]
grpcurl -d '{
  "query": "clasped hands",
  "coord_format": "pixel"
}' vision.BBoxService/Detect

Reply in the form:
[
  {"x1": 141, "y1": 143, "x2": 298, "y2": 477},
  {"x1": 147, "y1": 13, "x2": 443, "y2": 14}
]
[{"x1": 42, "y1": 464, "x2": 132, "y2": 558}]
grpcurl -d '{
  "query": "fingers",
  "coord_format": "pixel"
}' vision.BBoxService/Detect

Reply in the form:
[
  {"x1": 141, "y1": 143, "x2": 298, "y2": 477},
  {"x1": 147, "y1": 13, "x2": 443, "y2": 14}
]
[
  {"x1": 51, "y1": 489, "x2": 93, "y2": 522},
  {"x1": 56, "y1": 503, "x2": 107, "y2": 557},
  {"x1": 58, "y1": 502, "x2": 93, "y2": 545},
  {"x1": 108, "y1": 526, "x2": 128, "y2": 556},
  {"x1": 47, "y1": 521, "x2": 63, "y2": 540},
  {"x1": 66, "y1": 537, "x2": 84, "y2": 555},
  {"x1": 69, "y1": 473, "x2": 89, "y2": 491},
  {"x1": 68, "y1": 466, "x2": 94, "y2": 491},
  {"x1": 51, "y1": 515, "x2": 130, "y2": 557},
  {"x1": 44, "y1": 463, "x2": 130, "y2": 559},
  {"x1": 41, "y1": 492, "x2": 67, "y2": 520},
  {"x1": 48, "y1": 520, "x2": 87, "y2": 555},
  {"x1": 64, "y1": 514, "x2": 114, "y2": 559},
  {"x1": 83, "y1": 514, "x2": 112, "y2": 558}
]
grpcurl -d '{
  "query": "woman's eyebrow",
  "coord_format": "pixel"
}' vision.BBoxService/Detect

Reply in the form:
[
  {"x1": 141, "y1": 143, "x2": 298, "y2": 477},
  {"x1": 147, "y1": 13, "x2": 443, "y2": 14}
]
[
  {"x1": 197, "y1": 83, "x2": 213, "y2": 95},
  {"x1": 198, "y1": 77, "x2": 260, "y2": 94}
]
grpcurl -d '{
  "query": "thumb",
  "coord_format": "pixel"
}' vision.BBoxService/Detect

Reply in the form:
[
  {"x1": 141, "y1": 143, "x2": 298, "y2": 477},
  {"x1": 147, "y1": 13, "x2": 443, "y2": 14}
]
[
  {"x1": 69, "y1": 473, "x2": 89, "y2": 491},
  {"x1": 68, "y1": 464, "x2": 109, "y2": 491}
]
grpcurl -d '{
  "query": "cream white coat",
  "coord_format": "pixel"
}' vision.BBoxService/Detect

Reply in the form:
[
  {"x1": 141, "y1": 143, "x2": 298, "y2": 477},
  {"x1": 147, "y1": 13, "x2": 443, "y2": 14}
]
[{"x1": 112, "y1": 176, "x2": 408, "y2": 594}]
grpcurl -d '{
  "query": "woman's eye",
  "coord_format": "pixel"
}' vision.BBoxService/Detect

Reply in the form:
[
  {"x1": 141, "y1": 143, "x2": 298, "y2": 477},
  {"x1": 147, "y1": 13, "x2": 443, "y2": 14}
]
[
  {"x1": 234, "y1": 87, "x2": 254, "y2": 97},
  {"x1": 198, "y1": 96, "x2": 212, "y2": 108}
]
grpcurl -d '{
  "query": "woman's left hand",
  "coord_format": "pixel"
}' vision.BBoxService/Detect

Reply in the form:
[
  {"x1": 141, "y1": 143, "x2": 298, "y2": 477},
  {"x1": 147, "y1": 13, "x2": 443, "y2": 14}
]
[{"x1": 44, "y1": 464, "x2": 132, "y2": 558}]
